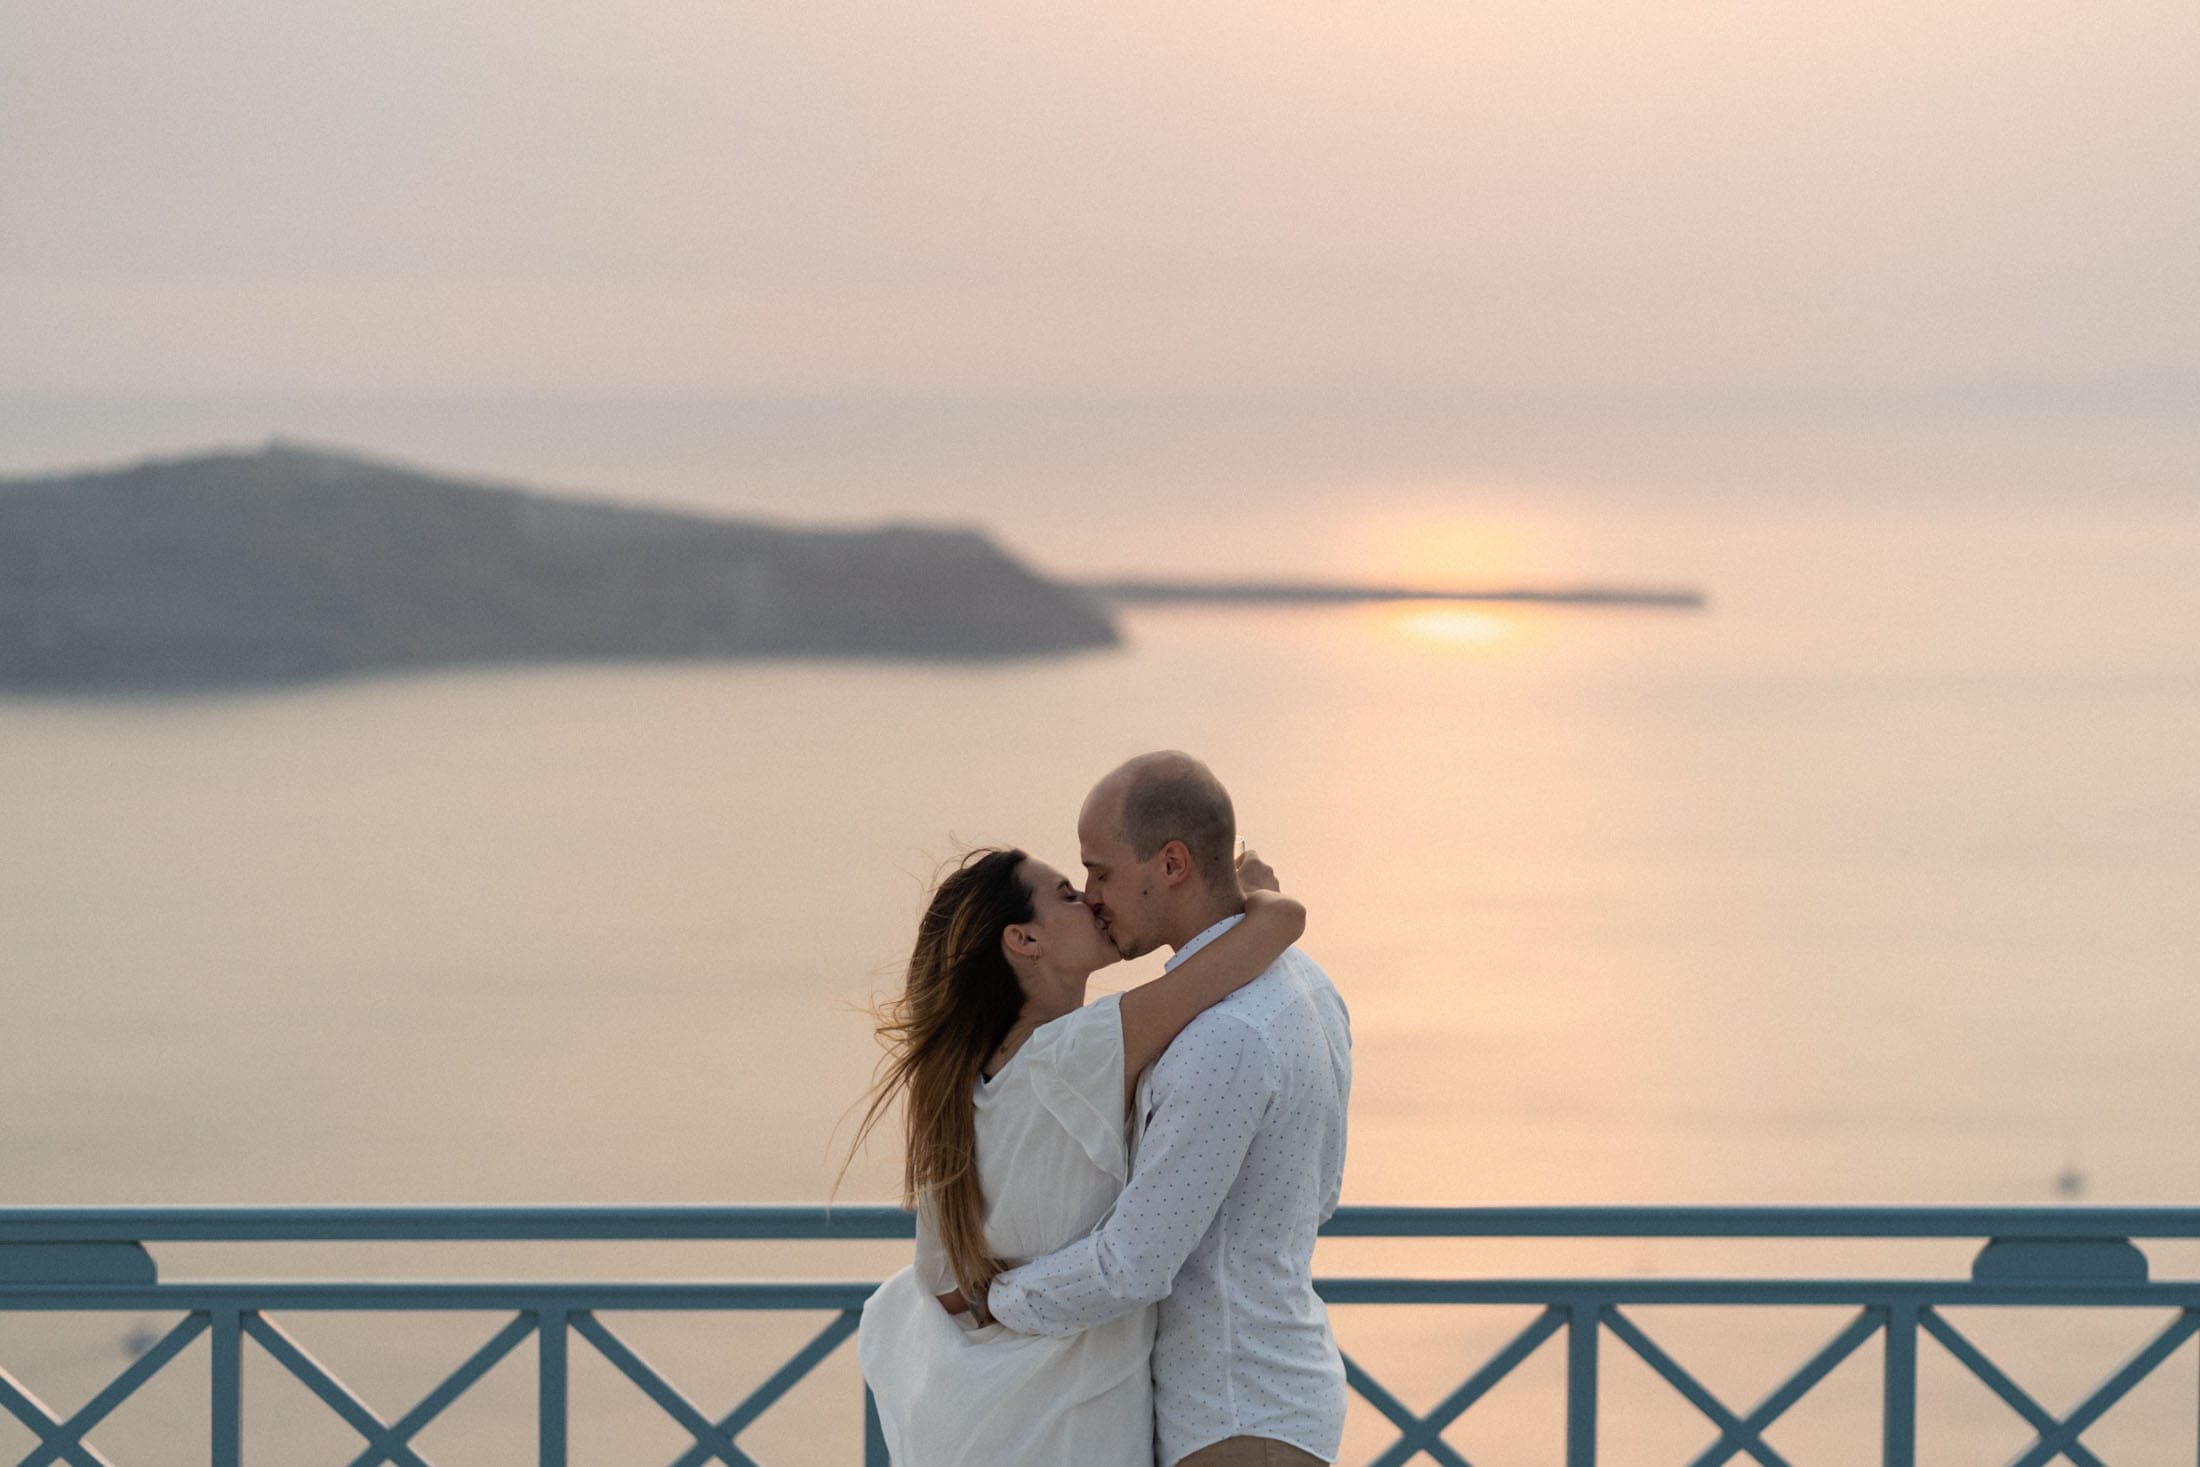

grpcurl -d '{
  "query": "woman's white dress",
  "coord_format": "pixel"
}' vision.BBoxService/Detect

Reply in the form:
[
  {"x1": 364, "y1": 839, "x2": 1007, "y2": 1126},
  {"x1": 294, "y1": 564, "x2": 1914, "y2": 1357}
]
[{"x1": 858, "y1": 993, "x2": 1155, "y2": 1465}]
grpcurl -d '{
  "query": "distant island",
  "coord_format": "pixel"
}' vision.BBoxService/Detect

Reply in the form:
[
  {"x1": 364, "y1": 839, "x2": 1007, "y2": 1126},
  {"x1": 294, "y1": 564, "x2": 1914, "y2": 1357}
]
[
  {"x1": 0, "y1": 442, "x2": 1118, "y2": 691},
  {"x1": 1087, "y1": 578, "x2": 1706, "y2": 610}
]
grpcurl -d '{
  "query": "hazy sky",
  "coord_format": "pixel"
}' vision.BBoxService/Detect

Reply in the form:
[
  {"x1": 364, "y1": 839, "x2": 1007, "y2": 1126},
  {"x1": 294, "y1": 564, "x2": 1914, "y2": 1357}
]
[{"x1": 2, "y1": 0, "x2": 2193, "y2": 566}]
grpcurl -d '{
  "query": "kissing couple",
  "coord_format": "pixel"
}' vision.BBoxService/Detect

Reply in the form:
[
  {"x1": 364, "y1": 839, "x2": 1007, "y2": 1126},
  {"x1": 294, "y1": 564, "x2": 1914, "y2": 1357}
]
[{"x1": 854, "y1": 751, "x2": 1354, "y2": 1466}]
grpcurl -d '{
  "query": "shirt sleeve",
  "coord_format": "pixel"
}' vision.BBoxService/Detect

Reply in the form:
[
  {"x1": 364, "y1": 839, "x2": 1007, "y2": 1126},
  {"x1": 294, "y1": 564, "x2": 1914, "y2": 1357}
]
[{"x1": 986, "y1": 1013, "x2": 1274, "y2": 1337}]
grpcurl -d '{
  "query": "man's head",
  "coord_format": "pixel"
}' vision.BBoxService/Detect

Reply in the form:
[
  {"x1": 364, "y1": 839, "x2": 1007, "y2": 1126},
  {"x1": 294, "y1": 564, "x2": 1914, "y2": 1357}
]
[{"x1": 1077, "y1": 751, "x2": 1240, "y2": 959}]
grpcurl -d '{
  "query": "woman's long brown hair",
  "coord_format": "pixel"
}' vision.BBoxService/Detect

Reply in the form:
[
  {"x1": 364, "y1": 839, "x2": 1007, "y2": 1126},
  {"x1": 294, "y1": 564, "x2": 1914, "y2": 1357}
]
[{"x1": 848, "y1": 847, "x2": 1033, "y2": 1316}]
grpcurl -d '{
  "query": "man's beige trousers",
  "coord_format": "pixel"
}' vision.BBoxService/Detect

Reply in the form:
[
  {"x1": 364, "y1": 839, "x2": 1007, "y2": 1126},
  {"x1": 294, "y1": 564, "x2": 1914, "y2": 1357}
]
[{"x1": 1175, "y1": 1438, "x2": 1327, "y2": 1467}]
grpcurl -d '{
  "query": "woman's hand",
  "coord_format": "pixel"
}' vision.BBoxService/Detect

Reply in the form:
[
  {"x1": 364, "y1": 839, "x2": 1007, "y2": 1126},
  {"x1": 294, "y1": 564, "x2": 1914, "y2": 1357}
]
[{"x1": 1236, "y1": 845, "x2": 1280, "y2": 893}]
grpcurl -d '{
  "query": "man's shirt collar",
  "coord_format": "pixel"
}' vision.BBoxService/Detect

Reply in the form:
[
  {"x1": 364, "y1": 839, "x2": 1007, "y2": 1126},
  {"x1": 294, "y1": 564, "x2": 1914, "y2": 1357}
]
[{"x1": 1164, "y1": 912, "x2": 1246, "y2": 972}]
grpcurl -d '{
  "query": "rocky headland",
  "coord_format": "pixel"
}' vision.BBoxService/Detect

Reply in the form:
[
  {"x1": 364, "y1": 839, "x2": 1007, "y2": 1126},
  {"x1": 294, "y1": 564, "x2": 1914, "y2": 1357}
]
[{"x1": 0, "y1": 442, "x2": 1119, "y2": 691}]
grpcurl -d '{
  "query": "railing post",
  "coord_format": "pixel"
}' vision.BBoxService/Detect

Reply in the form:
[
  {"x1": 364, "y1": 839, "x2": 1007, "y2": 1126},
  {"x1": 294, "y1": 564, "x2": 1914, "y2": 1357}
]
[
  {"x1": 865, "y1": 1383, "x2": 889, "y2": 1466},
  {"x1": 1882, "y1": 1303, "x2": 1916, "y2": 1467},
  {"x1": 1566, "y1": 1299, "x2": 1598, "y2": 1467},
  {"x1": 538, "y1": 1308, "x2": 568, "y2": 1467},
  {"x1": 211, "y1": 1308, "x2": 242, "y2": 1467}
]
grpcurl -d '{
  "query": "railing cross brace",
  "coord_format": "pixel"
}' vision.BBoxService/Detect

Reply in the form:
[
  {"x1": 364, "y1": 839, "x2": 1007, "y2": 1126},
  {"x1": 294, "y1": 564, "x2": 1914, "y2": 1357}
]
[
  {"x1": 664, "y1": 1310, "x2": 864, "y2": 1467},
  {"x1": 1349, "y1": 1304, "x2": 1567, "y2": 1467},
  {"x1": 1341, "y1": 1353, "x2": 1477, "y2": 1467},
  {"x1": 2007, "y1": 1307, "x2": 2200, "y2": 1467},
  {"x1": 1605, "y1": 1306, "x2": 1882, "y2": 1467},
  {"x1": 344, "y1": 1312, "x2": 539, "y2": 1467},
  {"x1": 1685, "y1": 1308, "x2": 1883, "y2": 1467},
  {"x1": 0, "y1": 1366, "x2": 114, "y2": 1467},
  {"x1": 1922, "y1": 1305, "x2": 2200, "y2": 1467},
  {"x1": 12, "y1": 1313, "x2": 210, "y2": 1467},
  {"x1": 1602, "y1": 1306, "x2": 1796, "y2": 1467},
  {"x1": 242, "y1": 1312, "x2": 440, "y2": 1467},
  {"x1": 1920, "y1": 1308, "x2": 2112, "y2": 1467},
  {"x1": 570, "y1": 1311, "x2": 762, "y2": 1467}
]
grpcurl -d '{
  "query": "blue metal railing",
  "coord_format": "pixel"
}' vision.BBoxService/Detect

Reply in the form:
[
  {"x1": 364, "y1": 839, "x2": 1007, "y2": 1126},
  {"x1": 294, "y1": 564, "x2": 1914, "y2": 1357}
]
[{"x1": 2, "y1": 1205, "x2": 2197, "y2": 1465}]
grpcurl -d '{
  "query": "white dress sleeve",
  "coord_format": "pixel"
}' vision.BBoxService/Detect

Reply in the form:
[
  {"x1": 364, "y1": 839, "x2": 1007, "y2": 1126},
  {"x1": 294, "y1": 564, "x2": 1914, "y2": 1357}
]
[
  {"x1": 913, "y1": 1192, "x2": 956, "y2": 1295},
  {"x1": 1024, "y1": 992, "x2": 1130, "y2": 1185}
]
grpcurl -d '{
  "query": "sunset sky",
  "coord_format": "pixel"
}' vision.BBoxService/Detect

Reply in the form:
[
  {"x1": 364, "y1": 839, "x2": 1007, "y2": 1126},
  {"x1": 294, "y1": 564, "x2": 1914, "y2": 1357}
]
[{"x1": 3, "y1": 0, "x2": 2193, "y2": 579}]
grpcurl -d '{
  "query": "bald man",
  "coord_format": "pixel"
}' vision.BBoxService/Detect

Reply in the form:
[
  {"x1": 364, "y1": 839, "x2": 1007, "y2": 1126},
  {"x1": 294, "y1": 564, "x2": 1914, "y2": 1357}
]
[{"x1": 989, "y1": 752, "x2": 1353, "y2": 1466}]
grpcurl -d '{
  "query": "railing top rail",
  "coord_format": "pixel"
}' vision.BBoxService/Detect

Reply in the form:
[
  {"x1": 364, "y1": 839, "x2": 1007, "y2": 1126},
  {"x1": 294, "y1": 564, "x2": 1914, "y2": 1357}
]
[{"x1": 4, "y1": 1204, "x2": 2199, "y2": 1244}]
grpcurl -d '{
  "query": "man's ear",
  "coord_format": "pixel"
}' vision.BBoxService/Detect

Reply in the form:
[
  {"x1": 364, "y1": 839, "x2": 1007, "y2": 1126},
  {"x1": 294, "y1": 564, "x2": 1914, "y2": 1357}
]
[{"x1": 1160, "y1": 839, "x2": 1194, "y2": 886}]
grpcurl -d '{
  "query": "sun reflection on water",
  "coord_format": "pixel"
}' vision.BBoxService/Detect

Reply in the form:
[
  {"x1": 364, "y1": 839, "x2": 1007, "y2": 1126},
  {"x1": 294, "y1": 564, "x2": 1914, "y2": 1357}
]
[{"x1": 1385, "y1": 603, "x2": 1519, "y2": 649}]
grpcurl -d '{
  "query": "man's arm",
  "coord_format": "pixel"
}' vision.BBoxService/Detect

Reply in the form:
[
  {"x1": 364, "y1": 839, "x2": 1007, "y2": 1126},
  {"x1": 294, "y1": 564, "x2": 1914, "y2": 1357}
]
[
  {"x1": 987, "y1": 1016, "x2": 1273, "y2": 1337},
  {"x1": 1118, "y1": 892, "x2": 1299, "y2": 1112}
]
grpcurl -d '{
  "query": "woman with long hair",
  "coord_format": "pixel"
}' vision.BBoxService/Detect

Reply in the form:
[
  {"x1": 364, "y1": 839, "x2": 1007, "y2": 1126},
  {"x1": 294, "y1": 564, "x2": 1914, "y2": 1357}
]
[{"x1": 853, "y1": 844, "x2": 1306, "y2": 1465}]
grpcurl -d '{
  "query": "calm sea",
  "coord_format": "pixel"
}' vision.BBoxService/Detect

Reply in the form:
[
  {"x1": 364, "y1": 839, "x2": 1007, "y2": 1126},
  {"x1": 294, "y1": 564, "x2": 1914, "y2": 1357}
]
[{"x1": 4, "y1": 505, "x2": 2198, "y2": 1461}]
